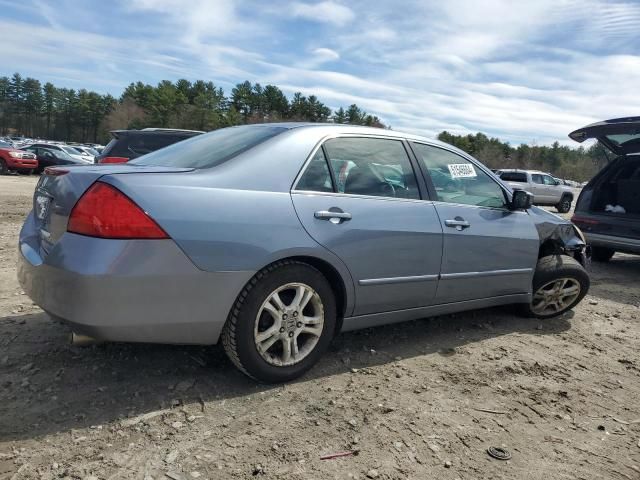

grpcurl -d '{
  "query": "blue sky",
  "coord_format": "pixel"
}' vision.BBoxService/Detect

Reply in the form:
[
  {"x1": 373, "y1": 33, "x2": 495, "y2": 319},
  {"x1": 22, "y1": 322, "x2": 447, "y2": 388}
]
[{"x1": 2, "y1": 0, "x2": 640, "y2": 145}]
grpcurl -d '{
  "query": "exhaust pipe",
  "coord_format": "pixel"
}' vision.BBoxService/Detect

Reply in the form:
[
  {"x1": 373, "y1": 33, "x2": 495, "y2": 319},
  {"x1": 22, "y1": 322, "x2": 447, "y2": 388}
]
[{"x1": 70, "y1": 332, "x2": 101, "y2": 346}]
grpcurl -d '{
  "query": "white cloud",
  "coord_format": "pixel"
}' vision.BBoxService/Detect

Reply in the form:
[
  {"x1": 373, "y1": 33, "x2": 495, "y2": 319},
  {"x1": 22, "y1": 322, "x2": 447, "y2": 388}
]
[
  {"x1": 3, "y1": 0, "x2": 640, "y2": 146},
  {"x1": 127, "y1": 0, "x2": 236, "y2": 39},
  {"x1": 312, "y1": 47, "x2": 339, "y2": 62},
  {"x1": 290, "y1": 1, "x2": 355, "y2": 26}
]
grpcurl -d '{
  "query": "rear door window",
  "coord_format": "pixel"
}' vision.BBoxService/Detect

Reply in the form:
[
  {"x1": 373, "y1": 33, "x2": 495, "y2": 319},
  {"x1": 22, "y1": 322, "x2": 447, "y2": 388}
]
[
  {"x1": 321, "y1": 137, "x2": 420, "y2": 200},
  {"x1": 531, "y1": 174, "x2": 544, "y2": 184},
  {"x1": 296, "y1": 149, "x2": 334, "y2": 192}
]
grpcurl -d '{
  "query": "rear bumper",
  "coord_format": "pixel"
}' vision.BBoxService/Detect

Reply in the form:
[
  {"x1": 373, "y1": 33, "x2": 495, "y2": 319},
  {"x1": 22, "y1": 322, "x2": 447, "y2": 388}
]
[
  {"x1": 585, "y1": 232, "x2": 640, "y2": 254},
  {"x1": 17, "y1": 212, "x2": 254, "y2": 344}
]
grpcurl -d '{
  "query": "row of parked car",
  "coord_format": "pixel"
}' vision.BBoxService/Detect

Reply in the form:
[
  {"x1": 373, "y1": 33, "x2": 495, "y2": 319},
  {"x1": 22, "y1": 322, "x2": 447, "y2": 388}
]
[
  {"x1": 0, "y1": 137, "x2": 102, "y2": 174},
  {"x1": 0, "y1": 129, "x2": 203, "y2": 174}
]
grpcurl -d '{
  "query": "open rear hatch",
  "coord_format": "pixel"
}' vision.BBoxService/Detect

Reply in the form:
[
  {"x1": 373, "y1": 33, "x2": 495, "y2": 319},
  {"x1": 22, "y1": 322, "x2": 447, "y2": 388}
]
[
  {"x1": 570, "y1": 118, "x2": 640, "y2": 238},
  {"x1": 32, "y1": 165, "x2": 192, "y2": 257},
  {"x1": 569, "y1": 116, "x2": 640, "y2": 155}
]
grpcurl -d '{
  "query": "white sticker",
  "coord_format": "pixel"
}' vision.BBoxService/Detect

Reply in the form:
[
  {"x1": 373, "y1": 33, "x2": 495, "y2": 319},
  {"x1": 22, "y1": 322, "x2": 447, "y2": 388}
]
[{"x1": 448, "y1": 163, "x2": 477, "y2": 178}]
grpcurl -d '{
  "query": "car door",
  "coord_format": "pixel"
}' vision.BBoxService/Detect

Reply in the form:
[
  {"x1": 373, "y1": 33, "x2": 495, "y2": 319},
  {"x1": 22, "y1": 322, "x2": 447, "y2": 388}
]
[
  {"x1": 291, "y1": 136, "x2": 443, "y2": 316},
  {"x1": 409, "y1": 142, "x2": 539, "y2": 304},
  {"x1": 38, "y1": 149, "x2": 58, "y2": 169},
  {"x1": 541, "y1": 174, "x2": 560, "y2": 202},
  {"x1": 529, "y1": 173, "x2": 547, "y2": 203},
  {"x1": 23, "y1": 147, "x2": 47, "y2": 170}
]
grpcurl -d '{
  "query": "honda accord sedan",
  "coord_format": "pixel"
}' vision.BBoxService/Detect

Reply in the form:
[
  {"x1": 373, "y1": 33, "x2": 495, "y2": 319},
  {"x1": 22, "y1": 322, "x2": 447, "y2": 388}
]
[{"x1": 18, "y1": 124, "x2": 590, "y2": 382}]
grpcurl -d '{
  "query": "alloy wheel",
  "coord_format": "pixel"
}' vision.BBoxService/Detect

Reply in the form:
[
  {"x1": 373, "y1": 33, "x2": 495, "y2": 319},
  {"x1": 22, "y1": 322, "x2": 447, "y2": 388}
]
[
  {"x1": 531, "y1": 277, "x2": 581, "y2": 315},
  {"x1": 254, "y1": 283, "x2": 324, "y2": 367}
]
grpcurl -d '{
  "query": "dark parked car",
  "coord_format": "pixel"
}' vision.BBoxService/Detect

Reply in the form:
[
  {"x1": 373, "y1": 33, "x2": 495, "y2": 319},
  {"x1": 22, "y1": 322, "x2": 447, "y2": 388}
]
[
  {"x1": 95, "y1": 128, "x2": 204, "y2": 164},
  {"x1": 21, "y1": 146, "x2": 87, "y2": 173},
  {"x1": 569, "y1": 117, "x2": 640, "y2": 261},
  {"x1": 27, "y1": 143, "x2": 91, "y2": 163}
]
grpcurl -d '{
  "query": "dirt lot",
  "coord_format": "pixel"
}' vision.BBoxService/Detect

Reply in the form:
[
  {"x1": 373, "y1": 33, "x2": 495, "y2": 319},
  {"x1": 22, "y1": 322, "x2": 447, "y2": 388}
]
[{"x1": 0, "y1": 175, "x2": 639, "y2": 480}]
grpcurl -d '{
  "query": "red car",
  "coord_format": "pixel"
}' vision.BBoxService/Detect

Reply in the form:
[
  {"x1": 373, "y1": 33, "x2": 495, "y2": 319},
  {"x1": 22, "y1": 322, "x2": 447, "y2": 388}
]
[{"x1": 0, "y1": 144, "x2": 38, "y2": 175}]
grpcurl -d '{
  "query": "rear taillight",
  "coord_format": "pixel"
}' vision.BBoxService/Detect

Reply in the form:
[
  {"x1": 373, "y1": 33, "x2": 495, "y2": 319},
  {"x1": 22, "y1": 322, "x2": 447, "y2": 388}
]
[
  {"x1": 67, "y1": 182, "x2": 169, "y2": 239},
  {"x1": 44, "y1": 167, "x2": 69, "y2": 176},
  {"x1": 99, "y1": 156, "x2": 129, "y2": 164},
  {"x1": 571, "y1": 215, "x2": 599, "y2": 225}
]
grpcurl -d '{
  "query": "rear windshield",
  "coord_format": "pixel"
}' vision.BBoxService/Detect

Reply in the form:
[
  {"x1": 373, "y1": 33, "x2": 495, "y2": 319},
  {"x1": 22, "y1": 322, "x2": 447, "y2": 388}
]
[
  {"x1": 103, "y1": 133, "x2": 198, "y2": 159},
  {"x1": 130, "y1": 126, "x2": 287, "y2": 169},
  {"x1": 606, "y1": 133, "x2": 640, "y2": 150},
  {"x1": 500, "y1": 172, "x2": 527, "y2": 182}
]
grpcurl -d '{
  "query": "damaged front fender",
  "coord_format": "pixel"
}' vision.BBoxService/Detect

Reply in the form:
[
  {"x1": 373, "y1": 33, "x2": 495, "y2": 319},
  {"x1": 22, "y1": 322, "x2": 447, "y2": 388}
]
[{"x1": 528, "y1": 206, "x2": 590, "y2": 267}]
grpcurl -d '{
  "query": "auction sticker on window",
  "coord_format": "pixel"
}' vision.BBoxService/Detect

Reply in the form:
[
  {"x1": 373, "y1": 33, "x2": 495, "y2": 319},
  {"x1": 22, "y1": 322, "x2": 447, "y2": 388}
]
[{"x1": 448, "y1": 163, "x2": 477, "y2": 178}]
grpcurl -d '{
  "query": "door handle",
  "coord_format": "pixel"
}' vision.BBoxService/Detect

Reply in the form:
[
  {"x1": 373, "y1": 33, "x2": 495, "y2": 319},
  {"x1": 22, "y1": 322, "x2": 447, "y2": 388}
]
[
  {"x1": 445, "y1": 218, "x2": 470, "y2": 231},
  {"x1": 314, "y1": 210, "x2": 352, "y2": 223}
]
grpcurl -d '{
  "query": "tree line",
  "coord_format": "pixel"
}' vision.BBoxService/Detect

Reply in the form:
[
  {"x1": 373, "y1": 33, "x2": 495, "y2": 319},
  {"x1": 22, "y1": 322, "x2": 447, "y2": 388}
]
[
  {"x1": 0, "y1": 73, "x2": 384, "y2": 144},
  {"x1": 437, "y1": 131, "x2": 608, "y2": 182},
  {"x1": 0, "y1": 72, "x2": 606, "y2": 180}
]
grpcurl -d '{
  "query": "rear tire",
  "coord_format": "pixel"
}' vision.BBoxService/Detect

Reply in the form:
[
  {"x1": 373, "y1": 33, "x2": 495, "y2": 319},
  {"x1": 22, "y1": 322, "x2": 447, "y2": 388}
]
[
  {"x1": 0, "y1": 159, "x2": 8, "y2": 175},
  {"x1": 591, "y1": 246, "x2": 615, "y2": 262},
  {"x1": 521, "y1": 255, "x2": 589, "y2": 319},
  {"x1": 556, "y1": 195, "x2": 572, "y2": 213},
  {"x1": 221, "y1": 260, "x2": 336, "y2": 383}
]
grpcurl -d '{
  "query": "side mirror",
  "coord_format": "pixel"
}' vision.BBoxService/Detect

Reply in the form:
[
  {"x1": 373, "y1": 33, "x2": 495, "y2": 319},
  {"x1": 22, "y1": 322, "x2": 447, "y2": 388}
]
[{"x1": 510, "y1": 189, "x2": 533, "y2": 210}]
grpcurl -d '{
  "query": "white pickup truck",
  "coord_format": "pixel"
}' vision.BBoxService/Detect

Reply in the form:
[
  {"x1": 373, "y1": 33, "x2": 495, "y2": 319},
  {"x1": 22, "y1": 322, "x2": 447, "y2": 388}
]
[{"x1": 497, "y1": 169, "x2": 575, "y2": 213}]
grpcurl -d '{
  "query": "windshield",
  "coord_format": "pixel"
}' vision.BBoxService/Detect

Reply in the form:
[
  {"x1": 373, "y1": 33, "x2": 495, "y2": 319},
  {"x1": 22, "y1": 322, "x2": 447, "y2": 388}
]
[{"x1": 130, "y1": 125, "x2": 287, "y2": 169}]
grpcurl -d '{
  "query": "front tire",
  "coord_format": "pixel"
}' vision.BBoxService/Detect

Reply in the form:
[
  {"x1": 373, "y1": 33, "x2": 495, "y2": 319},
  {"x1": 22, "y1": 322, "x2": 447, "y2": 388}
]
[
  {"x1": 522, "y1": 255, "x2": 589, "y2": 318},
  {"x1": 222, "y1": 260, "x2": 336, "y2": 383},
  {"x1": 556, "y1": 195, "x2": 572, "y2": 213},
  {"x1": 0, "y1": 159, "x2": 8, "y2": 175},
  {"x1": 591, "y1": 246, "x2": 615, "y2": 262}
]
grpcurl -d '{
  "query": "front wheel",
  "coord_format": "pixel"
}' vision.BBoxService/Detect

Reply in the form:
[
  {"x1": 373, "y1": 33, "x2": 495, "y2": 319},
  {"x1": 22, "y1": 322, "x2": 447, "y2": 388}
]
[
  {"x1": 556, "y1": 196, "x2": 572, "y2": 213},
  {"x1": 0, "y1": 159, "x2": 8, "y2": 175},
  {"x1": 222, "y1": 260, "x2": 336, "y2": 383},
  {"x1": 522, "y1": 255, "x2": 589, "y2": 318}
]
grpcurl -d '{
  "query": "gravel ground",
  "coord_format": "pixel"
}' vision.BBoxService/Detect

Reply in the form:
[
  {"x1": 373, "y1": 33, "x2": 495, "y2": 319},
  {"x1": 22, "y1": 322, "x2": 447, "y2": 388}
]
[{"x1": 1, "y1": 175, "x2": 639, "y2": 480}]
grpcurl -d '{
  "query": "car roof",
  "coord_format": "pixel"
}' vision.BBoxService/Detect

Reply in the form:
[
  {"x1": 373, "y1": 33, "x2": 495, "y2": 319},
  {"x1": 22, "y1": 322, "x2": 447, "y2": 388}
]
[
  {"x1": 111, "y1": 128, "x2": 205, "y2": 136},
  {"x1": 238, "y1": 122, "x2": 464, "y2": 151},
  {"x1": 498, "y1": 168, "x2": 550, "y2": 175}
]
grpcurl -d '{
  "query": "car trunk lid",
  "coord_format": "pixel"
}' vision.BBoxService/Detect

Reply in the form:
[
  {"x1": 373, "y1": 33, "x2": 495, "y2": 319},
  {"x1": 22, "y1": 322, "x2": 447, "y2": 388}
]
[
  {"x1": 33, "y1": 165, "x2": 192, "y2": 257},
  {"x1": 569, "y1": 116, "x2": 640, "y2": 155}
]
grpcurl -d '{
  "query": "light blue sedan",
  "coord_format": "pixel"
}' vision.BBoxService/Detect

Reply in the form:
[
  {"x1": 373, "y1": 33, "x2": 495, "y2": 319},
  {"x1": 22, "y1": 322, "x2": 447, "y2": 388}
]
[{"x1": 18, "y1": 124, "x2": 590, "y2": 382}]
